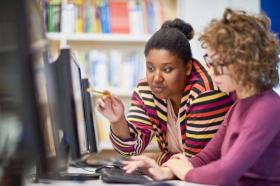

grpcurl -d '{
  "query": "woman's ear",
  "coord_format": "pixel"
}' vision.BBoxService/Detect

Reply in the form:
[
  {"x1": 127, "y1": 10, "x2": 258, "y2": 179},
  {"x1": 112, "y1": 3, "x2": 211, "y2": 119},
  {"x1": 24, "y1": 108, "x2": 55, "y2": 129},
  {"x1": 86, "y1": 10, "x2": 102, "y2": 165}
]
[{"x1": 185, "y1": 61, "x2": 192, "y2": 76}]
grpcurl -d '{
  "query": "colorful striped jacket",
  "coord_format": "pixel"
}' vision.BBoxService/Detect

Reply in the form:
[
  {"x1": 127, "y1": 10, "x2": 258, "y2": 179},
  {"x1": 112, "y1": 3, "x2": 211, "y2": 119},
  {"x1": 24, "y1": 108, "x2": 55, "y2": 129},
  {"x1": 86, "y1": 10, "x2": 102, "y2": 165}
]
[{"x1": 110, "y1": 59, "x2": 235, "y2": 165}]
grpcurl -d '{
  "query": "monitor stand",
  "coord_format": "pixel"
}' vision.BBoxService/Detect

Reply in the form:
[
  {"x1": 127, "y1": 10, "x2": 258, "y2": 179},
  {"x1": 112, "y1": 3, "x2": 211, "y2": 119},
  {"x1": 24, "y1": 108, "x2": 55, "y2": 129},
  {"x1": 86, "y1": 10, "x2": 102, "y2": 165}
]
[{"x1": 32, "y1": 141, "x2": 99, "y2": 181}]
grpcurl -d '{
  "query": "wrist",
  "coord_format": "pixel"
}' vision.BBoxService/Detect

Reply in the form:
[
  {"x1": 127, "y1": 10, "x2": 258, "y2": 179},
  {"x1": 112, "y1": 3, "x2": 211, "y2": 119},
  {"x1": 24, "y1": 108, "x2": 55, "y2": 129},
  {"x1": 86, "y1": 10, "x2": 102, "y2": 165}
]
[
  {"x1": 110, "y1": 115, "x2": 130, "y2": 139},
  {"x1": 111, "y1": 114, "x2": 126, "y2": 124}
]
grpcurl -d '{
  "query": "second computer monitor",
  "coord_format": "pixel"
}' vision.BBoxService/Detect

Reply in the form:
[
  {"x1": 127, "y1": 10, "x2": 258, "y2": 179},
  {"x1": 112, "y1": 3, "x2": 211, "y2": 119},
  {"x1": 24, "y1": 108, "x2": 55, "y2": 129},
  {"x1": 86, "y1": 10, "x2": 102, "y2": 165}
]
[
  {"x1": 50, "y1": 48, "x2": 90, "y2": 160},
  {"x1": 81, "y1": 78, "x2": 98, "y2": 153}
]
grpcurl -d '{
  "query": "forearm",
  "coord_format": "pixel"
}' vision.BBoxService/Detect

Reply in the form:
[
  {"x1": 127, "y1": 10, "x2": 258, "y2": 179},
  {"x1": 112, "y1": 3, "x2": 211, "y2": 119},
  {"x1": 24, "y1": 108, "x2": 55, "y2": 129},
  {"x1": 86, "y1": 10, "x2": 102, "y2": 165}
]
[
  {"x1": 110, "y1": 114, "x2": 130, "y2": 139},
  {"x1": 142, "y1": 152, "x2": 160, "y2": 161}
]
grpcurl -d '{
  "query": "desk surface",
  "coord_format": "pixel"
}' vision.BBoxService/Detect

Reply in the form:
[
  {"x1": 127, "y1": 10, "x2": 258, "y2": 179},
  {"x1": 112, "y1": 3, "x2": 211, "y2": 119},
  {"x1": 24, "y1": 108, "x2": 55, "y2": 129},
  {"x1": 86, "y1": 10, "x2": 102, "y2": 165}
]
[
  {"x1": 26, "y1": 179, "x2": 207, "y2": 186},
  {"x1": 25, "y1": 167, "x2": 209, "y2": 186}
]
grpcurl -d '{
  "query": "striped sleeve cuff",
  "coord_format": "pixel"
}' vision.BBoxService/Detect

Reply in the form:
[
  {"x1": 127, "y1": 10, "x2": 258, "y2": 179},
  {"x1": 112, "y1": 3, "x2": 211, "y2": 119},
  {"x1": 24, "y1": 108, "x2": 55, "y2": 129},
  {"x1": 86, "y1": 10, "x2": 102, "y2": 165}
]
[
  {"x1": 157, "y1": 152, "x2": 174, "y2": 165},
  {"x1": 109, "y1": 127, "x2": 137, "y2": 156}
]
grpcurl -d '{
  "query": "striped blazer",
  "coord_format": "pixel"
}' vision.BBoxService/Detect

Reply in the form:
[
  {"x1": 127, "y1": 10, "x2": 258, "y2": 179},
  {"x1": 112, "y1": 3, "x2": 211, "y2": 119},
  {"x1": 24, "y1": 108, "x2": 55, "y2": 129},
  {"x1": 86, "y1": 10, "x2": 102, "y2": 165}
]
[{"x1": 110, "y1": 59, "x2": 235, "y2": 165}]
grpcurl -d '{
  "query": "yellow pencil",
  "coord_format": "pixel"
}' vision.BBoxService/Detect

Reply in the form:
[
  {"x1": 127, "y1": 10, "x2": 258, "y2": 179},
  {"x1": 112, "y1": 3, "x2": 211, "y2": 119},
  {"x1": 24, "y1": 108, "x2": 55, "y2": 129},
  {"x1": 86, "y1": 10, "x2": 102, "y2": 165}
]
[{"x1": 86, "y1": 88, "x2": 110, "y2": 96}]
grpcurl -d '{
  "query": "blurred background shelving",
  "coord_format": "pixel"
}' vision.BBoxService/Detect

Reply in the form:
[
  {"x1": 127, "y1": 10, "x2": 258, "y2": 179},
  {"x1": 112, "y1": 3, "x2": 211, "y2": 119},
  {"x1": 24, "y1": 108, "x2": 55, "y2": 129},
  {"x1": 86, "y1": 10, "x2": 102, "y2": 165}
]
[
  {"x1": 40, "y1": 0, "x2": 179, "y2": 150},
  {"x1": 40, "y1": 0, "x2": 263, "y2": 150},
  {"x1": 47, "y1": 32, "x2": 152, "y2": 42}
]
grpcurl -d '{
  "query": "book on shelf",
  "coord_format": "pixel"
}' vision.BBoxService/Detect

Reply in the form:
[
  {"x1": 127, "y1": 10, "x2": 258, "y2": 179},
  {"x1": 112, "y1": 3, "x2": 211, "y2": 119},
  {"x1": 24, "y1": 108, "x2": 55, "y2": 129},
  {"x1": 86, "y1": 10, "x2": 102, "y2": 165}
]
[
  {"x1": 99, "y1": 0, "x2": 111, "y2": 33},
  {"x1": 43, "y1": 0, "x2": 177, "y2": 34},
  {"x1": 47, "y1": 0, "x2": 62, "y2": 32},
  {"x1": 128, "y1": 0, "x2": 144, "y2": 34},
  {"x1": 61, "y1": 1, "x2": 75, "y2": 33},
  {"x1": 74, "y1": 0, "x2": 85, "y2": 32},
  {"x1": 109, "y1": 0, "x2": 129, "y2": 33},
  {"x1": 74, "y1": 49, "x2": 145, "y2": 95}
]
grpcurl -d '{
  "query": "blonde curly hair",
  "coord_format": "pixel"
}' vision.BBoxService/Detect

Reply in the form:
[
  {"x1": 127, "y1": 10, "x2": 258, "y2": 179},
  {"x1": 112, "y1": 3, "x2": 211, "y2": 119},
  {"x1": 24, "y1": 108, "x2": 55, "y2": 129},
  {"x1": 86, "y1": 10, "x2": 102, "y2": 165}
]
[{"x1": 199, "y1": 8, "x2": 280, "y2": 94}]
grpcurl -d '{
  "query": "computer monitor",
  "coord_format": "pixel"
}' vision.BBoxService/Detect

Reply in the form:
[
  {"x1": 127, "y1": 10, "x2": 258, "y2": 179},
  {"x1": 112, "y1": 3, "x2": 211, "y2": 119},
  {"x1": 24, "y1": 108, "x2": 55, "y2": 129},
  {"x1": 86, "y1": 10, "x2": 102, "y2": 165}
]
[
  {"x1": 0, "y1": 0, "x2": 61, "y2": 184},
  {"x1": 50, "y1": 48, "x2": 89, "y2": 161},
  {"x1": 81, "y1": 78, "x2": 98, "y2": 153},
  {"x1": 42, "y1": 50, "x2": 69, "y2": 174}
]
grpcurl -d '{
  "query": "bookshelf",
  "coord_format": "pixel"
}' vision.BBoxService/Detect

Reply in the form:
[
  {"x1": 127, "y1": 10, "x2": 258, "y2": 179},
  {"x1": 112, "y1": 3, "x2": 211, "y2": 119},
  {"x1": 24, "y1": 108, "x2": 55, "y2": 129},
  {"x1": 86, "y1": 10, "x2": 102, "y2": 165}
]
[
  {"x1": 47, "y1": 32, "x2": 151, "y2": 43},
  {"x1": 43, "y1": 0, "x2": 178, "y2": 150}
]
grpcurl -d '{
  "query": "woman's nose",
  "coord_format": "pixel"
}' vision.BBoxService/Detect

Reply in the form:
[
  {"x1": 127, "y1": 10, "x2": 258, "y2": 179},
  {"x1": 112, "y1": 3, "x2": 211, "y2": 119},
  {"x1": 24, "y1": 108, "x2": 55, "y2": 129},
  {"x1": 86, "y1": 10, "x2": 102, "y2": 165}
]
[{"x1": 154, "y1": 71, "x2": 164, "y2": 83}]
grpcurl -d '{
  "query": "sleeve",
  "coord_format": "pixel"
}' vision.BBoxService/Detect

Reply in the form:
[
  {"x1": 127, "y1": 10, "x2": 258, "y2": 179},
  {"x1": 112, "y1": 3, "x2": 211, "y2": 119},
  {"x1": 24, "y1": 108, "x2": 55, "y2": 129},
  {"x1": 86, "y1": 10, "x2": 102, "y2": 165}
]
[
  {"x1": 155, "y1": 112, "x2": 229, "y2": 166},
  {"x1": 185, "y1": 100, "x2": 280, "y2": 185},
  {"x1": 188, "y1": 120, "x2": 228, "y2": 167},
  {"x1": 109, "y1": 88, "x2": 155, "y2": 157},
  {"x1": 157, "y1": 152, "x2": 175, "y2": 165},
  {"x1": 184, "y1": 90, "x2": 235, "y2": 157},
  {"x1": 158, "y1": 90, "x2": 235, "y2": 165}
]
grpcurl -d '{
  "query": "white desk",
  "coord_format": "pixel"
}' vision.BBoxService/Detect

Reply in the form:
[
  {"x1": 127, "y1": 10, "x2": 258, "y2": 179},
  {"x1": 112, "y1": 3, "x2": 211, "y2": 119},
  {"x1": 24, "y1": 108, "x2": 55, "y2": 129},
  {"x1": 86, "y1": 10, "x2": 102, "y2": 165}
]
[
  {"x1": 26, "y1": 179, "x2": 207, "y2": 186},
  {"x1": 25, "y1": 167, "x2": 209, "y2": 186}
]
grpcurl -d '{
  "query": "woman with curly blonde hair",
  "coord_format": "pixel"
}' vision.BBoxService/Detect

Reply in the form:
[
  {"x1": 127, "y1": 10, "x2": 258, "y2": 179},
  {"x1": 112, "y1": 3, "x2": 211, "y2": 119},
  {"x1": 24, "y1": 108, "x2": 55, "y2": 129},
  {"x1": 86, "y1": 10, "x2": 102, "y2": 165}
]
[{"x1": 122, "y1": 8, "x2": 280, "y2": 185}]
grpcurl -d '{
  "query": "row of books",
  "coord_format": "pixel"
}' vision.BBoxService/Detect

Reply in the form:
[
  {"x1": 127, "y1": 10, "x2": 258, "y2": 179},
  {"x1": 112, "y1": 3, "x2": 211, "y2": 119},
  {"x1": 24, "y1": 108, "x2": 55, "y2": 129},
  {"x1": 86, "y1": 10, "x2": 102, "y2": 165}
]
[
  {"x1": 76, "y1": 49, "x2": 146, "y2": 91},
  {"x1": 43, "y1": 0, "x2": 177, "y2": 34}
]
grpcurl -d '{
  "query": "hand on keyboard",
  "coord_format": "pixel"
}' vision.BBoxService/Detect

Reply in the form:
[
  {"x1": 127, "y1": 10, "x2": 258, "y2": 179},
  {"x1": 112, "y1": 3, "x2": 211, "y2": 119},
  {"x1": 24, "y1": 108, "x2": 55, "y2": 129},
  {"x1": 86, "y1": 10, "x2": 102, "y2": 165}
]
[{"x1": 98, "y1": 166, "x2": 152, "y2": 184}]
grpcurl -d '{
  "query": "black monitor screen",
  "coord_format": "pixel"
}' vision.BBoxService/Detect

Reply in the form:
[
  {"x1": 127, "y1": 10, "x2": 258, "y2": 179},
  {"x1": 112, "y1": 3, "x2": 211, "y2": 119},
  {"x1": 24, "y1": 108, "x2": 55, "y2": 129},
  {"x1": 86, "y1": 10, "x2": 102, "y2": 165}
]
[
  {"x1": 32, "y1": 51, "x2": 57, "y2": 159},
  {"x1": 70, "y1": 55, "x2": 88, "y2": 156},
  {"x1": 81, "y1": 78, "x2": 98, "y2": 153}
]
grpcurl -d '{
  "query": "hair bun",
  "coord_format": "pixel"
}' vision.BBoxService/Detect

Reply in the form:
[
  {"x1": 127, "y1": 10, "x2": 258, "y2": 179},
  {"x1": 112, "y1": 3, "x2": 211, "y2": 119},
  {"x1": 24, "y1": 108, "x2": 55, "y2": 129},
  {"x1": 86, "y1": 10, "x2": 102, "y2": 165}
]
[{"x1": 161, "y1": 18, "x2": 194, "y2": 40}]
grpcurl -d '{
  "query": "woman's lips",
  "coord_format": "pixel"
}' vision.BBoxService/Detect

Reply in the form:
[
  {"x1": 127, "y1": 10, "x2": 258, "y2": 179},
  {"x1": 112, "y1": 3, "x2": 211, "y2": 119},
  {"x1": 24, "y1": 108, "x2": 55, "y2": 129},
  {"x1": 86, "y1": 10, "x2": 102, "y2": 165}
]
[{"x1": 152, "y1": 86, "x2": 165, "y2": 93}]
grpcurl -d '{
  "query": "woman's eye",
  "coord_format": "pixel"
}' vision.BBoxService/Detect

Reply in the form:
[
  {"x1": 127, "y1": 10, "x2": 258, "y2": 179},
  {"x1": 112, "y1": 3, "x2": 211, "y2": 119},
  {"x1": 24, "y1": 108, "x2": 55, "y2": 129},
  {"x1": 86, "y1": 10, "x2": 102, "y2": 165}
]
[
  {"x1": 163, "y1": 67, "x2": 173, "y2": 73},
  {"x1": 147, "y1": 66, "x2": 155, "y2": 72}
]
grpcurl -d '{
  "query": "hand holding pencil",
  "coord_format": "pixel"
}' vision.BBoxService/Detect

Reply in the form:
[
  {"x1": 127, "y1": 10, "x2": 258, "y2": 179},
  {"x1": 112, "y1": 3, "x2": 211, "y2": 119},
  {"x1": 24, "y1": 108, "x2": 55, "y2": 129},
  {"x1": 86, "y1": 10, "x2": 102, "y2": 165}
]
[
  {"x1": 86, "y1": 88, "x2": 110, "y2": 96},
  {"x1": 93, "y1": 89, "x2": 125, "y2": 124},
  {"x1": 88, "y1": 87, "x2": 129, "y2": 138}
]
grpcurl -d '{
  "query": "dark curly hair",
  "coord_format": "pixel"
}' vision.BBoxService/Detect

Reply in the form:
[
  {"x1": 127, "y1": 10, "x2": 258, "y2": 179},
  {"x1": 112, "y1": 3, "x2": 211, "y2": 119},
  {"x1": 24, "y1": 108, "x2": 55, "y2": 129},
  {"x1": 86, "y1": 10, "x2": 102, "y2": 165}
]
[
  {"x1": 199, "y1": 8, "x2": 280, "y2": 94},
  {"x1": 144, "y1": 18, "x2": 194, "y2": 63}
]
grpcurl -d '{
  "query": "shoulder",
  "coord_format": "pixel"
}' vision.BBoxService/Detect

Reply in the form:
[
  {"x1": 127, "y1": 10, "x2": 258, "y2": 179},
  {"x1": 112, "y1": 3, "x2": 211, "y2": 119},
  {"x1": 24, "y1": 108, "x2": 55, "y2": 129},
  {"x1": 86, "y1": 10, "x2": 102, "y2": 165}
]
[
  {"x1": 190, "y1": 90, "x2": 235, "y2": 107},
  {"x1": 131, "y1": 79, "x2": 153, "y2": 103},
  {"x1": 188, "y1": 59, "x2": 217, "y2": 95},
  {"x1": 134, "y1": 78, "x2": 152, "y2": 95},
  {"x1": 236, "y1": 89, "x2": 280, "y2": 127},
  {"x1": 250, "y1": 89, "x2": 280, "y2": 112},
  {"x1": 232, "y1": 89, "x2": 280, "y2": 134}
]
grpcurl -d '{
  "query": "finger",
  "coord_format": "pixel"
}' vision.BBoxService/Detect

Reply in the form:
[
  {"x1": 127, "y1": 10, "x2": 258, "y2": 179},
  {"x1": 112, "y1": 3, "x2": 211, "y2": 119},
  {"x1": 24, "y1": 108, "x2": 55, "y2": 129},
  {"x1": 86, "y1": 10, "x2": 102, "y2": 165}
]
[
  {"x1": 124, "y1": 161, "x2": 144, "y2": 174},
  {"x1": 130, "y1": 155, "x2": 144, "y2": 160},
  {"x1": 102, "y1": 96, "x2": 112, "y2": 103},
  {"x1": 102, "y1": 97, "x2": 114, "y2": 108},
  {"x1": 96, "y1": 98, "x2": 105, "y2": 108},
  {"x1": 111, "y1": 95, "x2": 123, "y2": 105},
  {"x1": 96, "y1": 105, "x2": 103, "y2": 113},
  {"x1": 112, "y1": 95, "x2": 120, "y2": 101},
  {"x1": 132, "y1": 155, "x2": 156, "y2": 166},
  {"x1": 122, "y1": 160, "x2": 141, "y2": 169},
  {"x1": 130, "y1": 155, "x2": 148, "y2": 162}
]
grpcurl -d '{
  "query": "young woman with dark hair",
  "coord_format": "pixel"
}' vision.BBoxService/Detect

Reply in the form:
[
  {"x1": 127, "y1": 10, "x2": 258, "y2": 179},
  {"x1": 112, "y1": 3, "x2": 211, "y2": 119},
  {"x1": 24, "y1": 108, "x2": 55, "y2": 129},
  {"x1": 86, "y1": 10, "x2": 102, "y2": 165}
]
[{"x1": 97, "y1": 18, "x2": 234, "y2": 170}]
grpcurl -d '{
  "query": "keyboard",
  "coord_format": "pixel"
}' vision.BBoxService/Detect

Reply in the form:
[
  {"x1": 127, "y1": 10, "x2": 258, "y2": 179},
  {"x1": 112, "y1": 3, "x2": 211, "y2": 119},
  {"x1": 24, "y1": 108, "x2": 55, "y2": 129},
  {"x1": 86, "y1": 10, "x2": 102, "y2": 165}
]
[
  {"x1": 39, "y1": 172, "x2": 100, "y2": 181},
  {"x1": 100, "y1": 167, "x2": 152, "y2": 184},
  {"x1": 72, "y1": 156, "x2": 125, "y2": 168},
  {"x1": 72, "y1": 159, "x2": 113, "y2": 167}
]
